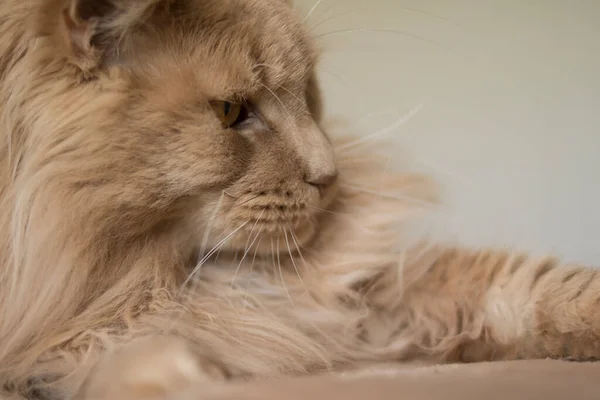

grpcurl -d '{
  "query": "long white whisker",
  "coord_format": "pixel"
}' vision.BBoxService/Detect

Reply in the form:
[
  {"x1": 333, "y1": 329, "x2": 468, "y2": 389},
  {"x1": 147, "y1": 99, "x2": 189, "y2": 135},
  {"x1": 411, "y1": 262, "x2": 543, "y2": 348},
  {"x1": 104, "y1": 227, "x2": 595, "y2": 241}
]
[
  {"x1": 251, "y1": 236, "x2": 263, "y2": 271},
  {"x1": 284, "y1": 228, "x2": 306, "y2": 289},
  {"x1": 309, "y1": 6, "x2": 460, "y2": 32},
  {"x1": 231, "y1": 228, "x2": 263, "y2": 289},
  {"x1": 199, "y1": 192, "x2": 225, "y2": 260},
  {"x1": 276, "y1": 84, "x2": 307, "y2": 110},
  {"x1": 308, "y1": 8, "x2": 364, "y2": 32},
  {"x1": 305, "y1": 205, "x2": 380, "y2": 236},
  {"x1": 315, "y1": 65, "x2": 347, "y2": 82},
  {"x1": 214, "y1": 246, "x2": 224, "y2": 262},
  {"x1": 290, "y1": 229, "x2": 310, "y2": 269},
  {"x1": 314, "y1": 64, "x2": 373, "y2": 112},
  {"x1": 241, "y1": 209, "x2": 265, "y2": 257},
  {"x1": 182, "y1": 221, "x2": 249, "y2": 288},
  {"x1": 242, "y1": 234, "x2": 264, "y2": 310},
  {"x1": 398, "y1": 6, "x2": 463, "y2": 28},
  {"x1": 259, "y1": 82, "x2": 292, "y2": 119},
  {"x1": 303, "y1": 0, "x2": 325, "y2": 22},
  {"x1": 254, "y1": 65, "x2": 307, "y2": 110},
  {"x1": 339, "y1": 182, "x2": 440, "y2": 209},
  {"x1": 305, "y1": 204, "x2": 350, "y2": 216},
  {"x1": 275, "y1": 235, "x2": 293, "y2": 305},
  {"x1": 336, "y1": 104, "x2": 423, "y2": 152},
  {"x1": 315, "y1": 28, "x2": 462, "y2": 56}
]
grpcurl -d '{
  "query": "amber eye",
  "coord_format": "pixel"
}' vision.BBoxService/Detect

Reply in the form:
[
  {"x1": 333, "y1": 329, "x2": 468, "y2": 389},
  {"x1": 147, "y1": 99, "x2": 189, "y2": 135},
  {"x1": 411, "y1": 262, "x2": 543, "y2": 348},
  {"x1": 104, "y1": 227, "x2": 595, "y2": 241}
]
[{"x1": 210, "y1": 101, "x2": 248, "y2": 128}]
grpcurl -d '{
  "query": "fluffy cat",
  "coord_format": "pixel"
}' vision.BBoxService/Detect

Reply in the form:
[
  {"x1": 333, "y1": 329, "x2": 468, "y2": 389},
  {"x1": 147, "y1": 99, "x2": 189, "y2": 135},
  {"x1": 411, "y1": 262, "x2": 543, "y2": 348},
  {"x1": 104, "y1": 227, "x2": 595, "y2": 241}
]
[{"x1": 0, "y1": 0, "x2": 598, "y2": 399}]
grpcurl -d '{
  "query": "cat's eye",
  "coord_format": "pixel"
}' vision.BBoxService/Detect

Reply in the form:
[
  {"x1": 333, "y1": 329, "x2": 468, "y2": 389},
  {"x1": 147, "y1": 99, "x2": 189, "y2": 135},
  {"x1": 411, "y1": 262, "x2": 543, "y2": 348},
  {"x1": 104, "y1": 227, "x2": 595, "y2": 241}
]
[{"x1": 210, "y1": 101, "x2": 249, "y2": 128}]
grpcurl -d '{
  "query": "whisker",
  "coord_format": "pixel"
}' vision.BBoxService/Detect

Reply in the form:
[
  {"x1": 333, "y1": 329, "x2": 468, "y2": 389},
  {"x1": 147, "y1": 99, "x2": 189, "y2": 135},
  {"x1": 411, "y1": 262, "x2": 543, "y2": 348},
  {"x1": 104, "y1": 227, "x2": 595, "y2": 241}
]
[
  {"x1": 314, "y1": 65, "x2": 373, "y2": 112},
  {"x1": 308, "y1": 7, "x2": 366, "y2": 32},
  {"x1": 259, "y1": 82, "x2": 292, "y2": 119},
  {"x1": 243, "y1": 209, "x2": 265, "y2": 251},
  {"x1": 231, "y1": 213, "x2": 265, "y2": 288},
  {"x1": 307, "y1": 0, "x2": 341, "y2": 24},
  {"x1": 284, "y1": 227, "x2": 307, "y2": 289},
  {"x1": 243, "y1": 234, "x2": 264, "y2": 310},
  {"x1": 305, "y1": 205, "x2": 381, "y2": 236},
  {"x1": 308, "y1": 5, "x2": 461, "y2": 32},
  {"x1": 198, "y1": 191, "x2": 225, "y2": 263},
  {"x1": 182, "y1": 221, "x2": 249, "y2": 288},
  {"x1": 238, "y1": 193, "x2": 262, "y2": 206},
  {"x1": 230, "y1": 230, "x2": 262, "y2": 289},
  {"x1": 276, "y1": 84, "x2": 307, "y2": 109},
  {"x1": 405, "y1": 153, "x2": 474, "y2": 188},
  {"x1": 313, "y1": 64, "x2": 372, "y2": 108},
  {"x1": 254, "y1": 64, "x2": 307, "y2": 111},
  {"x1": 315, "y1": 65, "x2": 347, "y2": 82},
  {"x1": 335, "y1": 103, "x2": 423, "y2": 152},
  {"x1": 397, "y1": 6, "x2": 463, "y2": 28},
  {"x1": 305, "y1": 204, "x2": 346, "y2": 216},
  {"x1": 279, "y1": 235, "x2": 340, "y2": 370},
  {"x1": 339, "y1": 182, "x2": 439, "y2": 209},
  {"x1": 337, "y1": 146, "x2": 472, "y2": 188},
  {"x1": 275, "y1": 235, "x2": 294, "y2": 305},
  {"x1": 289, "y1": 229, "x2": 310, "y2": 269},
  {"x1": 229, "y1": 248, "x2": 241, "y2": 288},
  {"x1": 303, "y1": 0, "x2": 326, "y2": 22},
  {"x1": 315, "y1": 28, "x2": 462, "y2": 56},
  {"x1": 214, "y1": 246, "x2": 224, "y2": 262}
]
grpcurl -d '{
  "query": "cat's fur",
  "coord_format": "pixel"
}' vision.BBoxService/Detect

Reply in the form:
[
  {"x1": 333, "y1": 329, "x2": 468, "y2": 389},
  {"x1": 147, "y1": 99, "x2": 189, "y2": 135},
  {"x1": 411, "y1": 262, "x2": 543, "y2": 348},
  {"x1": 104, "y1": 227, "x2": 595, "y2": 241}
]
[{"x1": 0, "y1": 0, "x2": 599, "y2": 399}]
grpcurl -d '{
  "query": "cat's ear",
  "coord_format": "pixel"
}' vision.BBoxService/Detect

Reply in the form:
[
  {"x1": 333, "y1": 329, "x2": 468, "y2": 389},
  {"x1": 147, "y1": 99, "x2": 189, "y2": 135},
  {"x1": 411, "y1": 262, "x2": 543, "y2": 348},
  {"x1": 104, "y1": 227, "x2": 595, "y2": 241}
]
[{"x1": 61, "y1": 0, "x2": 158, "y2": 71}]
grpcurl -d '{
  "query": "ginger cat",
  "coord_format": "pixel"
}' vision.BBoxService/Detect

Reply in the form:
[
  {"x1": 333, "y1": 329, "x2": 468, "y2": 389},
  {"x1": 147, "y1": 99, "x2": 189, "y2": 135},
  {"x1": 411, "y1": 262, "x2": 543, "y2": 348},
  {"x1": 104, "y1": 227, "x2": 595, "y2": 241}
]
[{"x1": 0, "y1": 0, "x2": 598, "y2": 399}]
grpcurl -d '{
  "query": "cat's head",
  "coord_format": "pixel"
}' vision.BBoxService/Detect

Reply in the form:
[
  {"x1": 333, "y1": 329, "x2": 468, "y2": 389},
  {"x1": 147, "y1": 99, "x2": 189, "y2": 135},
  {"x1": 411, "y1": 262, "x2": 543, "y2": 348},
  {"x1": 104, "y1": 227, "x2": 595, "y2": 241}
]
[{"x1": 23, "y1": 0, "x2": 338, "y2": 261}]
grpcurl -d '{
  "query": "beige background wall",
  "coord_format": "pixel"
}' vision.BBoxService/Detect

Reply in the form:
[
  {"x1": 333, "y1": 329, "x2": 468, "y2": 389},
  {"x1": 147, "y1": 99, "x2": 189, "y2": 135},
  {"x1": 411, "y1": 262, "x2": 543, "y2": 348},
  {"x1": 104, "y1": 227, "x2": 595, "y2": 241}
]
[{"x1": 294, "y1": 0, "x2": 600, "y2": 264}]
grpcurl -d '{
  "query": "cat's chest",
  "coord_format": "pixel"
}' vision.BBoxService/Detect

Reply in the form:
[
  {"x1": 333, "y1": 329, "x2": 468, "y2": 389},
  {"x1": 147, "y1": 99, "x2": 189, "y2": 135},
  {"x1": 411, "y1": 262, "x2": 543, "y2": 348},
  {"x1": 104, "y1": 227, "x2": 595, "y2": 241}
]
[{"x1": 195, "y1": 259, "x2": 412, "y2": 359}]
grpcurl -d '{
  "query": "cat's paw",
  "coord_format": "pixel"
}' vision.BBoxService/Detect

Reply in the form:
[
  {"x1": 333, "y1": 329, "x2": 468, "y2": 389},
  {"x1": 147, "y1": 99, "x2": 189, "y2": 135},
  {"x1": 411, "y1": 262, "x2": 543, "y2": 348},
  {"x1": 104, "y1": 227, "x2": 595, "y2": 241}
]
[{"x1": 76, "y1": 336, "x2": 228, "y2": 400}]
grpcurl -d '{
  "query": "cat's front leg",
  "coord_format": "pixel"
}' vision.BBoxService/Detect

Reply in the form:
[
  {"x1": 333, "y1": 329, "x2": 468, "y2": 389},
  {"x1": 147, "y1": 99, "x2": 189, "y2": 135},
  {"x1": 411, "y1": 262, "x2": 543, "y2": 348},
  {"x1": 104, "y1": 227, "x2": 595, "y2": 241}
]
[
  {"x1": 74, "y1": 336, "x2": 228, "y2": 400},
  {"x1": 402, "y1": 248, "x2": 600, "y2": 362}
]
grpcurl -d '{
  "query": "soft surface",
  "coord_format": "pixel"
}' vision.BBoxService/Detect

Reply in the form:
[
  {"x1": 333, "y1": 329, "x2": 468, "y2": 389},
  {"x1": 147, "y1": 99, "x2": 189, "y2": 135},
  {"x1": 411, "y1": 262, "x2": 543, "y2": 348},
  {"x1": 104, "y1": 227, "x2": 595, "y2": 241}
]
[{"x1": 199, "y1": 360, "x2": 599, "y2": 400}]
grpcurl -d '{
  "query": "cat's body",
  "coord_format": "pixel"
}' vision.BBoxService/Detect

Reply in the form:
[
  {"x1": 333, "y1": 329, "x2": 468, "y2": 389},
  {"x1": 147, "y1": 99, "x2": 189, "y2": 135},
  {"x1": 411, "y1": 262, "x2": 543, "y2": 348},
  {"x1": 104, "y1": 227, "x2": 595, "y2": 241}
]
[{"x1": 0, "y1": 0, "x2": 599, "y2": 399}]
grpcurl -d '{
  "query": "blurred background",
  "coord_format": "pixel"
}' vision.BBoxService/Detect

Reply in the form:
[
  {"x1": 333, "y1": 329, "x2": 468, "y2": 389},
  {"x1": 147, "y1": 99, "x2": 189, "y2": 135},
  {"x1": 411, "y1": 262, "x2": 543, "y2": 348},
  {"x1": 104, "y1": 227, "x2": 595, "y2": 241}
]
[{"x1": 294, "y1": 0, "x2": 600, "y2": 265}]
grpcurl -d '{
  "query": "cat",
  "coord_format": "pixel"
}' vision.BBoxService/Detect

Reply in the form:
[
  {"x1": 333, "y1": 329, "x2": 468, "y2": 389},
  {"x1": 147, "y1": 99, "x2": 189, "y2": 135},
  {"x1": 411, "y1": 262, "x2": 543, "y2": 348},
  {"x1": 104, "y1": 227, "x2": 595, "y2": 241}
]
[{"x1": 0, "y1": 0, "x2": 599, "y2": 399}]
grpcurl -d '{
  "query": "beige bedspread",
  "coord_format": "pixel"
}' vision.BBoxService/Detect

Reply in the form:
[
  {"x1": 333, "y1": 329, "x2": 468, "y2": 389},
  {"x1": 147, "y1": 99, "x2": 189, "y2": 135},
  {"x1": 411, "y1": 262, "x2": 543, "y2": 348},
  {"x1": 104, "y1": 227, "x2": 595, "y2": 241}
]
[{"x1": 199, "y1": 360, "x2": 600, "y2": 400}]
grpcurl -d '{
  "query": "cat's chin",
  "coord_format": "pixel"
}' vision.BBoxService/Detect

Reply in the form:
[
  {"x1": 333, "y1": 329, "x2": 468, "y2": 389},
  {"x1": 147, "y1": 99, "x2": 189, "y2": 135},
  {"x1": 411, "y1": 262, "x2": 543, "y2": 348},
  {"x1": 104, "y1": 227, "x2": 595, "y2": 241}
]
[{"x1": 205, "y1": 218, "x2": 319, "y2": 259}]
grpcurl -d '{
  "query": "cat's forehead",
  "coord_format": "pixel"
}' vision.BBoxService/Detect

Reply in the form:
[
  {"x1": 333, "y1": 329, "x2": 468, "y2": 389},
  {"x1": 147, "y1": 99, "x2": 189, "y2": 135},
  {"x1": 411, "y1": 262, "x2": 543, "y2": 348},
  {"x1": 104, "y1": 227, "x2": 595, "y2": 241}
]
[{"x1": 131, "y1": 0, "x2": 315, "y2": 99}]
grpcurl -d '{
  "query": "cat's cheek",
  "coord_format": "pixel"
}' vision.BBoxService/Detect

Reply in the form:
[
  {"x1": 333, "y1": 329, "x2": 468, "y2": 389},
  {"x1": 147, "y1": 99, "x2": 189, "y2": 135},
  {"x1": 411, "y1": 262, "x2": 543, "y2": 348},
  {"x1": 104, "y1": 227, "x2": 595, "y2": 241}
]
[{"x1": 159, "y1": 134, "x2": 252, "y2": 194}]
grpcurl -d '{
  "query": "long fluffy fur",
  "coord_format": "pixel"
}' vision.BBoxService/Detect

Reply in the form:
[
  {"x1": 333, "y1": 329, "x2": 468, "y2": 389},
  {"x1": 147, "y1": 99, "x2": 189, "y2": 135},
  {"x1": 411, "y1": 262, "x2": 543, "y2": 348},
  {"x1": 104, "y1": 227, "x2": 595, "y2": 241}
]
[{"x1": 1, "y1": 1, "x2": 599, "y2": 399}]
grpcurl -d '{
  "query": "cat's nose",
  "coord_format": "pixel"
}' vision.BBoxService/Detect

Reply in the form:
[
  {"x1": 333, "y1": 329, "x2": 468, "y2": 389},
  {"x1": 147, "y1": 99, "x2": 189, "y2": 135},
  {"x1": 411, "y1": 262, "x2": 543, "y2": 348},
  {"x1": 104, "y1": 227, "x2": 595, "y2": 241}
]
[
  {"x1": 304, "y1": 167, "x2": 338, "y2": 188},
  {"x1": 292, "y1": 120, "x2": 338, "y2": 189}
]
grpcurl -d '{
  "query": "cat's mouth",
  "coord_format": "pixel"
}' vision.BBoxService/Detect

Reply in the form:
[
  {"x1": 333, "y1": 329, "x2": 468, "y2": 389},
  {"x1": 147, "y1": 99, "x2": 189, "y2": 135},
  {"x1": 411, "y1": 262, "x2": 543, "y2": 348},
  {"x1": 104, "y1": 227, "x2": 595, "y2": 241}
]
[
  {"x1": 225, "y1": 200, "x2": 319, "y2": 255},
  {"x1": 201, "y1": 184, "x2": 337, "y2": 258}
]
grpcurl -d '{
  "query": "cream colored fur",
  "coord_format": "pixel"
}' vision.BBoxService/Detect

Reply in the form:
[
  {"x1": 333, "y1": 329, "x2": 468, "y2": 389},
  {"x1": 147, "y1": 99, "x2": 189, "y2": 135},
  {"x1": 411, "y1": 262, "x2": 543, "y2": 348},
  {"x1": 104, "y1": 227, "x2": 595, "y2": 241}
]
[{"x1": 0, "y1": 1, "x2": 599, "y2": 399}]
